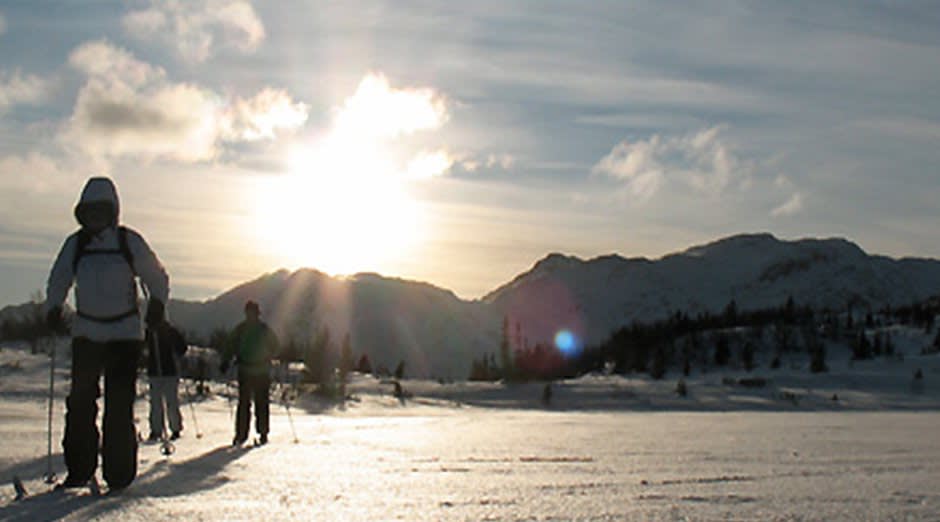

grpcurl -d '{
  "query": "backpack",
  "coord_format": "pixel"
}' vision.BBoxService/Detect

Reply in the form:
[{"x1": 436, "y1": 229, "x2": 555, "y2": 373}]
[{"x1": 72, "y1": 226, "x2": 140, "y2": 323}]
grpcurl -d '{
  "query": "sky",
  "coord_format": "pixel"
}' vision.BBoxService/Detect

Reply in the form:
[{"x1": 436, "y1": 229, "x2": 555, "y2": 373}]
[{"x1": 0, "y1": 1, "x2": 939, "y2": 307}]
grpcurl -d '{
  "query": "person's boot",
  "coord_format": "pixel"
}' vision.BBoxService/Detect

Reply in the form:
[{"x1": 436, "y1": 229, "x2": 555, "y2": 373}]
[
  {"x1": 258, "y1": 433, "x2": 268, "y2": 445},
  {"x1": 54, "y1": 477, "x2": 88, "y2": 490},
  {"x1": 147, "y1": 432, "x2": 160, "y2": 442},
  {"x1": 170, "y1": 431, "x2": 181, "y2": 441}
]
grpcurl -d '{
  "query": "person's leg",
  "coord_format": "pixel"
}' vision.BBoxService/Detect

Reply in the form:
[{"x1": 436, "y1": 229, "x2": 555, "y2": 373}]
[
  {"x1": 253, "y1": 374, "x2": 271, "y2": 437},
  {"x1": 166, "y1": 377, "x2": 183, "y2": 435},
  {"x1": 234, "y1": 373, "x2": 251, "y2": 443},
  {"x1": 148, "y1": 377, "x2": 166, "y2": 438},
  {"x1": 101, "y1": 340, "x2": 141, "y2": 490},
  {"x1": 63, "y1": 338, "x2": 105, "y2": 484}
]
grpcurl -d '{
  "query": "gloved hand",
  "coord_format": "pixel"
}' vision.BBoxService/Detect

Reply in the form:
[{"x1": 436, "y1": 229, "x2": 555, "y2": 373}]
[
  {"x1": 145, "y1": 298, "x2": 164, "y2": 328},
  {"x1": 46, "y1": 306, "x2": 64, "y2": 333},
  {"x1": 219, "y1": 360, "x2": 230, "y2": 374}
]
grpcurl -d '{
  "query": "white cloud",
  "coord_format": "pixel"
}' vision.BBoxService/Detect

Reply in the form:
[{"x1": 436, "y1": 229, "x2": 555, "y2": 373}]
[
  {"x1": 0, "y1": 70, "x2": 47, "y2": 110},
  {"x1": 405, "y1": 150, "x2": 455, "y2": 180},
  {"x1": 0, "y1": 153, "x2": 62, "y2": 191},
  {"x1": 285, "y1": 72, "x2": 453, "y2": 182},
  {"x1": 485, "y1": 153, "x2": 515, "y2": 170},
  {"x1": 123, "y1": 0, "x2": 265, "y2": 63},
  {"x1": 771, "y1": 192, "x2": 803, "y2": 217},
  {"x1": 121, "y1": 8, "x2": 167, "y2": 38},
  {"x1": 222, "y1": 88, "x2": 308, "y2": 141},
  {"x1": 334, "y1": 73, "x2": 448, "y2": 139},
  {"x1": 64, "y1": 40, "x2": 306, "y2": 163},
  {"x1": 592, "y1": 126, "x2": 752, "y2": 200}
]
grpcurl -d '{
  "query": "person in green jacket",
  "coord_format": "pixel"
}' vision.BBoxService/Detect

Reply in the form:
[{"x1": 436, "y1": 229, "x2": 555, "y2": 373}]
[{"x1": 219, "y1": 300, "x2": 279, "y2": 446}]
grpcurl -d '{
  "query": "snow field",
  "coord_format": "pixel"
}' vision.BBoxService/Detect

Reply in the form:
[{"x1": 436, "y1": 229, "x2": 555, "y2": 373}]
[{"x1": 2, "y1": 343, "x2": 940, "y2": 521}]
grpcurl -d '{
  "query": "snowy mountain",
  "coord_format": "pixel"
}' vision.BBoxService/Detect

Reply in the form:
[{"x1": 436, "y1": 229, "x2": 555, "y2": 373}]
[
  {"x1": 156, "y1": 233, "x2": 940, "y2": 377},
  {"x1": 168, "y1": 269, "x2": 498, "y2": 379},
  {"x1": 483, "y1": 233, "x2": 940, "y2": 350}
]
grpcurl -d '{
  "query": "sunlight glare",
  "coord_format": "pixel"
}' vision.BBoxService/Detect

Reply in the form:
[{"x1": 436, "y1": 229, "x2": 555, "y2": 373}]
[
  {"x1": 251, "y1": 73, "x2": 448, "y2": 276},
  {"x1": 255, "y1": 138, "x2": 424, "y2": 275}
]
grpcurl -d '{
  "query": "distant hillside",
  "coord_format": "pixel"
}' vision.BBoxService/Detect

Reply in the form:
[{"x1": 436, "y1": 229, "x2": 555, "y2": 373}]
[
  {"x1": 483, "y1": 233, "x2": 940, "y2": 352},
  {"x1": 6, "y1": 232, "x2": 939, "y2": 377},
  {"x1": 143, "y1": 233, "x2": 940, "y2": 377},
  {"x1": 168, "y1": 269, "x2": 498, "y2": 379}
]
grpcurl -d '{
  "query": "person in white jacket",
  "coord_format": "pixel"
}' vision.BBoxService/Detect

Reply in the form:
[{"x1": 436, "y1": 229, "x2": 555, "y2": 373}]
[{"x1": 44, "y1": 176, "x2": 169, "y2": 492}]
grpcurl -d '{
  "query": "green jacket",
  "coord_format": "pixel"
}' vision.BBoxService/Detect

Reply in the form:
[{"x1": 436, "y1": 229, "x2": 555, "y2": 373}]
[{"x1": 223, "y1": 320, "x2": 280, "y2": 376}]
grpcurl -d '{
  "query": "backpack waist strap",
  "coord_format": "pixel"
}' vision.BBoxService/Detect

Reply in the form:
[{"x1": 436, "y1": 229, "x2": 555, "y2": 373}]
[{"x1": 76, "y1": 308, "x2": 139, "y2": 323}]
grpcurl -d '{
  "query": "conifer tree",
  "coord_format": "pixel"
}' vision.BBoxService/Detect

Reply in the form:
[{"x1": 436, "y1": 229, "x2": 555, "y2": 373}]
[
  {"x1": 357, "y1": 354, "x2": 372, "y2": 374},
  {"x1": 303, "y1": 326, "x2": 330, "y2": 384},
  {"x1": 714, "y1": 333, "x2": 730, "y2": 367},
  {"x1": 499, "y1": 315, "x2": 514, "y2": 380},
  {"x1": 810, "y1": 343, "x2": 828, "y2": 373},
  {"x1": 339, "y1": 333, "x2": 354, "y2": 378},
  {"x1": 650, "y1": 344, "x2": 666, "y2": 380},
  {"x1": 740, "y1": 342, "x2": 755, "y2": 372},
  {"x1": 853, "y1": 331, "x2": 872, "y2": 360}
]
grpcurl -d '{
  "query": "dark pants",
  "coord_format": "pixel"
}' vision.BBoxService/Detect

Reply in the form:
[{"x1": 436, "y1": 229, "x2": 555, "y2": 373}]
[
  {"x1": 235, "y1": 372, "x2": 270, "y2": 441},
  {"x1": 64, "y1": 338, "x2": 141, "y2": 489}
]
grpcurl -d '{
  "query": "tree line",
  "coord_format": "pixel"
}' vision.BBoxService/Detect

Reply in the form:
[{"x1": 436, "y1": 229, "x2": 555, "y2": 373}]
[{"x1": 469, "y1": 295, "x2": 940, "y2": 382}]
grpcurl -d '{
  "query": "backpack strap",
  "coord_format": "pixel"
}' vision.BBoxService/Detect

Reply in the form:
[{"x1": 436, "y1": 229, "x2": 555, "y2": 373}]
[
  {"x1": 71, "y1": 226, "x2": 136, "y2": 275},
  {"x1": 76, "y1": 309, "x2": 139, "y2": 322},
  {"x1": 117, "y1": 226, "x2": 136, "y2": 275},
  {"x1": 71, "y1": 226, "x2": 140, "y2": 323},
  {"x1": 71, "y1": 230, "x2": 93, "y2": 274}
]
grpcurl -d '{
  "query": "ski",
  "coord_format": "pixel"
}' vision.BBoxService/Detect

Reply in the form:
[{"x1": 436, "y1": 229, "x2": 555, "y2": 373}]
[{"x1": 11, "y1": 475, "x2": 104, "y2": 502}]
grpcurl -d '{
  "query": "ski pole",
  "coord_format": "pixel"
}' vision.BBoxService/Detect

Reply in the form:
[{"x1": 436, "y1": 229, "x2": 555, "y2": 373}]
[
  {"x1": 284, "y1": 402, "x2": 298, "y2": 443},
  {"x1": 42, "y1": 334, "x2": 57, "y2": 484},
  {"x1": 281, "y1": 378, "x2": 299, "y2": 444},
  {"x1": 225, "y1": 365, "x2": 236, "y2": 421},
  {"x1": 186, "y1": 379, "x2": 203, "y2": 439}
]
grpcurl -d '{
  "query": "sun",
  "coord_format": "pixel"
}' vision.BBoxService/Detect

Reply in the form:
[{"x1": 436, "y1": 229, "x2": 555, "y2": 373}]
[
  {"x1": 254, "y1": 137, "x2": 424, "y2": 276},
  {"x1": 250, "y1": 73, "x2": 448, "y2": 276}
]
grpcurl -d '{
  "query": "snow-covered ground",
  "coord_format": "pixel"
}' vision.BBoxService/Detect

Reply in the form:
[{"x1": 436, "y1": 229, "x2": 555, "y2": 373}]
[{"x1": 2, "y1": 340, "x2": 940, "y2": 521}]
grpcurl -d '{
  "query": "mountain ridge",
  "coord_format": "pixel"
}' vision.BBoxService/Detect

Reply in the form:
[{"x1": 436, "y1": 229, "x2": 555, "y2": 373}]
[
  {"x1": 163, "y1": 232, "x2": 940, "y2": 377},
  {"x1": 7, "y1": 232, "x2": 940, "y2": 378}
]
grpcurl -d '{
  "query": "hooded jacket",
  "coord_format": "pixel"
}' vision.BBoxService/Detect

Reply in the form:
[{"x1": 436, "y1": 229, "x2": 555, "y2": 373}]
[
  {"x1": 146, "y1": 322, "x2": 188, "y2": 377},
  {"x1": 45, "y1": 177, "x2": 170, "y2": 342}
]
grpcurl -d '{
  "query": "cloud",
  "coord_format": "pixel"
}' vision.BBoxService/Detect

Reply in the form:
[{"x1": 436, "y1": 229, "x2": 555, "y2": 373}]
[
  {"x1": 0, "y1": 70, "x2": 47, "y2": 111},
  {"x1": 456, "y1": 153, "x2": 515, "y2": 174},
  {"x1": 592, "y1": 126, "x2": 752, "y2": 200},
  {"x1": 771, "y1": 192, "x2": 803, "y2": 217},
  {"x1": 486, "y1": 153, "x2": 515, "y2": 170},
  {"x1": 287, "y1": 72, "x2": 453, "y2": 182},
  {"x1": 64, "y1": 40, "x2": 306, "y2": 163},
  {"x1": 222, "y1": 88, "x2": 309, "y2": 141},
  {"x1": 334, "y1": 73, "x2": 448, "y2": 139},
  {"x1": 0, "y1": 153, "x2": 65, "y2": 192},
  {"x1": 405, "y1": 150, "x2": 456, "y2": 180},
  {"x1": 123, "y1": 0, "x2": 265, "y2": 63}
]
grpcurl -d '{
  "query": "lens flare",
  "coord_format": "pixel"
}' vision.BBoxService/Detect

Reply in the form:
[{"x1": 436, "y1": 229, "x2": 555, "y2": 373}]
[{"x1": 554, "y1": 329, "x2": 580, "y2": 357}]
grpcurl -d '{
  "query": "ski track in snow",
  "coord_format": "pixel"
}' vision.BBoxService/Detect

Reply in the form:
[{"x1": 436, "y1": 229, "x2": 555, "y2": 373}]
[{"x1": 2, "y1": 343, "x2": 940, "y2": 521}]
